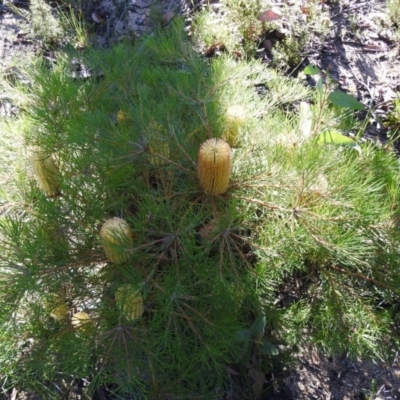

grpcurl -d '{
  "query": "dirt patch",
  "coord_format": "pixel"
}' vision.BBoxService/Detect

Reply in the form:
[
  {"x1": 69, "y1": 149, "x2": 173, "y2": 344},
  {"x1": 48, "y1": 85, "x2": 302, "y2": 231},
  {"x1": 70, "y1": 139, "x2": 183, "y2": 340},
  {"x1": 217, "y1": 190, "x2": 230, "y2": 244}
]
[
  {"x1": 0, "y1": 5, "x2": 37, "y2": 70},
  {"x1": 284, "y1": 348, "x2": 400, "y2": 400},
  {"x1": 304, "y1": 0, "x2": 400, "y2": 144},
  {"x1": 0, "y1": 5, "x2": 37, "y2": 118}
]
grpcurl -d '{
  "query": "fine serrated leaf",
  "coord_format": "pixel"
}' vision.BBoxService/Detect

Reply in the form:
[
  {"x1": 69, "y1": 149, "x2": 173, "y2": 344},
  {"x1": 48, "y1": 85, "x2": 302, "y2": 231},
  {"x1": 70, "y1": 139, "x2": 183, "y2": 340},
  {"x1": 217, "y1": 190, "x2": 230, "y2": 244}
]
[
  {"x1": 236, "y1": 329, "x2": 252, "y2": 341},
  {"x1": 259, "y1": 338, "x2": 279, "y2": 355},
  {"x1": 249, "y1": 316, "x2": 266, "y2": 337},
  {"x1": 303, "y1": 65, "x2": 320, "y2": 75},
  {"x1": 328, "y1": 90, "x2": 366, "y2": 110},
  {"x1": 316, "y1": 131, "x2": 356, "y2": 145},
  {"x1": 316, "y1": 77, "x2": 324, "y2": 96}
]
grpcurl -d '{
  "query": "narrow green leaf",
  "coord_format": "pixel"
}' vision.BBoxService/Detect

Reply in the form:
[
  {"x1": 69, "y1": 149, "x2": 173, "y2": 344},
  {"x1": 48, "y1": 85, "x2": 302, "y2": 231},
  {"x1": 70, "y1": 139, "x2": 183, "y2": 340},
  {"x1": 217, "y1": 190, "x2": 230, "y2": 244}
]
[
  {"x1": 259, "y1": 338, "x2": 279, "y2": 355},
  {"x1": 303, "y1": 65, "x2": 320, "y2": 75},
  {"x1": 328, "y1": 90, "x2": 366, "y2": 110},
  {"x1": 316, "y1": 131, "x2": 356, "y2": 145}
]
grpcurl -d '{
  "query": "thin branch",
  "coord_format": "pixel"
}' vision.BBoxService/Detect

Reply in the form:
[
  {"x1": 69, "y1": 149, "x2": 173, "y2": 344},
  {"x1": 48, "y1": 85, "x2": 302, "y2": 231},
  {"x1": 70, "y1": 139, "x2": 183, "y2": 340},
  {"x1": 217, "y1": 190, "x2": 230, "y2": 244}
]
[
  {"x1": 330, "y1": 265, "x2": 398, "y2": 292},
  {"x1": 235, "y1": 196, "x2": 290, "y2": 212}
]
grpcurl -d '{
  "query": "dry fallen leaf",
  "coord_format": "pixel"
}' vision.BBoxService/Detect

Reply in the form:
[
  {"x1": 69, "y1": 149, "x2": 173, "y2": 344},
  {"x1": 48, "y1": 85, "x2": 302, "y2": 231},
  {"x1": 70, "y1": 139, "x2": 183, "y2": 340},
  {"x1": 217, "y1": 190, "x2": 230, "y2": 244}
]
[
  {"x1": 162, "y1": 11, "x2": 174, "y2": 27},
  {"x1": 301, "y1": 6, "x2": 310, "y2": 15},
  {"x1": 263, "y1": 39, "x2": 273, "y2": 51},
  {"x1": 10, "y1": 388, "x2": 18, "y2": 400},
  {"x1": 92, "y1": 12, "x2": 102, "y2": 23},
  {"x1": 298, "y1": 102, "x2": 313, "y2": 139},
  {"x1": 257, "y1": 9, "x2": 281, "y2": 22},
  {"x1": 226, "y1": 366, "x2": 241, "y2": 376},
  {"x1": 247, "y1": 362, "x2": 265, "y2": 399}
]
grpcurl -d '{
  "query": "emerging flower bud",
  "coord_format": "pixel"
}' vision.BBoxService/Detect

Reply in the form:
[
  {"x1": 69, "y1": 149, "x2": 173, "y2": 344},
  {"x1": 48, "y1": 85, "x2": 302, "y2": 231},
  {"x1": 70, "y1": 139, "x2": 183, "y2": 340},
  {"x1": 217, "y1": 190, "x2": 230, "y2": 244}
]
[
  {"x1": 117, "y1": 110, "x2": 129, "y2": 123},
  {"x1": 149, "y1": 139, "x2": 170, "y2": 166},
  {"x1": 198, "y1": 219, "x2": 218, "y2": 241},
  {"x1": 115, "y1": 285, "x2": 144, "y2": 321},
  {"x1": 100, "y1": 217, "x2": 133, "y2": 264},
  {"x1": 147, "y1": 120, "x2": 169, "y2": 166},
  {"x1": 50, "y1": 303, "x2": 68, "y2": 321},
  {"x1": 29, "y1": 148, "x2": 61, "y2": 197},
  {"x1": 197, "y1": 138, "x2": 231, "y2": 195},
  {"x1": 46, "y1": 294, "x2": 67, "y2": 321},
  {"x1": 71, "y1": 311, "x2": 92, "y2": 330},
  {"x1": 222, "y1": 105, "x2": 246, "y2": 147}
]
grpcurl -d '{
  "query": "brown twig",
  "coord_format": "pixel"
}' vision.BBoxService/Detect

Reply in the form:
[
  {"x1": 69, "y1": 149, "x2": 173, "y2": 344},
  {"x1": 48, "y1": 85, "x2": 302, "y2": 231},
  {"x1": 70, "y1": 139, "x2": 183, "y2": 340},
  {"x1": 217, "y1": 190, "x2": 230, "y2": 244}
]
[{"x1": 330, "y1": 264, "x2": 398, "y2": 292}]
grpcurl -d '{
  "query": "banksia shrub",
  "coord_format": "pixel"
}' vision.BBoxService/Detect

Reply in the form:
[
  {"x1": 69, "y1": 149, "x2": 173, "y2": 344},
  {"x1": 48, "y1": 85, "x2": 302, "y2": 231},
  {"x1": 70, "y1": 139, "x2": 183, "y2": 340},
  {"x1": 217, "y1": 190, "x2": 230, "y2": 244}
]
[
  {"x1": 29, "y1": 148, "x2": 60, "y2": 196},
  {"x1": 197, "y1": 138, "x2": 231, "y2": 195},
  {"x1": 2, "y1": 19, "x2": 400, "y2": 400},
  {"x1": 100, "y1": 217, "x2": 133, "y2": 264},
  {"x1": 115, "y1": 285, "x2": 144, "y2": 321}
]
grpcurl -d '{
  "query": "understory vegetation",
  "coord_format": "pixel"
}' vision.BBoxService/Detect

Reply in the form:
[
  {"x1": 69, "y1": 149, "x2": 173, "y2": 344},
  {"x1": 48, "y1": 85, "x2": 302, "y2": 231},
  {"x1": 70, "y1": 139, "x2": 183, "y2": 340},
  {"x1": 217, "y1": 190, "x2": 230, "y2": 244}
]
[{"x1": 1, "y1": 1, "x2": 400, "y2": 399}]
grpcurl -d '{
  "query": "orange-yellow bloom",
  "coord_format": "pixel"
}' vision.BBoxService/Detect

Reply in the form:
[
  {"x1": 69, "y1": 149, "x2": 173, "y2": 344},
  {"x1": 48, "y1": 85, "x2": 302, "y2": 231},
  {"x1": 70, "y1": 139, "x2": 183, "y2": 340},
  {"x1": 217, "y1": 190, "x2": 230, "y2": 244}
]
[{"x1": 197, "y1": 138, "x2": 231, "y2": 195}]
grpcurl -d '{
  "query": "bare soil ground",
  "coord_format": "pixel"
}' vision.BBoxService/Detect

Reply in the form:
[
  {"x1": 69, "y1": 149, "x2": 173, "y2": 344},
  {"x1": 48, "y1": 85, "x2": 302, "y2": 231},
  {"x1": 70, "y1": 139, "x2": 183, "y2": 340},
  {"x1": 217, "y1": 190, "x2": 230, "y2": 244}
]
[
  {"x1": 304, "y1": 0, "x2": 400, "y2": 146},
  {"x1": 282, "y1": 348, "x2": 400, "y2": 400},
  {"x1": 1, "y1": 0, "x2": 400, "y2": 399}
]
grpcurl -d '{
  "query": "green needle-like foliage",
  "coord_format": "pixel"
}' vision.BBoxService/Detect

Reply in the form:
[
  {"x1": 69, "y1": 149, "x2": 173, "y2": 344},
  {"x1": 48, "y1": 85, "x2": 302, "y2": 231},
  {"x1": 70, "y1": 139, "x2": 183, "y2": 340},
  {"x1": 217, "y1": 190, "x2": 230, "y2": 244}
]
[{"x1": 1, "y1": 19, "x2": 400, "y2": 398}]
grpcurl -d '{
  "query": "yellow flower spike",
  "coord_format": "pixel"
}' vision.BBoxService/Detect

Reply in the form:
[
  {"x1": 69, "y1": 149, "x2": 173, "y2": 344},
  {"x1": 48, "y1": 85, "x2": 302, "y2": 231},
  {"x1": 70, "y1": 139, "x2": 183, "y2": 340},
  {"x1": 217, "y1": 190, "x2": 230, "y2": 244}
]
[
  {"x1": 71, "y1": 311, "x2": 92, "y2": 330},
  {"x1": 115, "y1": 285, "x2": 144, "y2": 321},
  {"x1": 100, "y1": 217, "x2": 133, "y2": 264},
  {"x1": 197, "y1": 138, "x2": 231, "y2": 195},
  {"x1": 222, "y1": 105, "x2": 246, "y2": 147},
  {"x1": 29, "y1": 148, "x2": 61, "y2": 197}
]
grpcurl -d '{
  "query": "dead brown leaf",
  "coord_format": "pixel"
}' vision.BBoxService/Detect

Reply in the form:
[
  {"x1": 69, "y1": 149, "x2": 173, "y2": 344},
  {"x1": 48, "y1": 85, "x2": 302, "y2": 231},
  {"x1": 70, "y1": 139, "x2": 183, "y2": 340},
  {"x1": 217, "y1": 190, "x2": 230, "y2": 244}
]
[
  {"x1": 257, "y1": 10, "x2": 281, "y2": 22},
  {"x1": 247, "y1": 362, "x2": 266, "y2": 399}
]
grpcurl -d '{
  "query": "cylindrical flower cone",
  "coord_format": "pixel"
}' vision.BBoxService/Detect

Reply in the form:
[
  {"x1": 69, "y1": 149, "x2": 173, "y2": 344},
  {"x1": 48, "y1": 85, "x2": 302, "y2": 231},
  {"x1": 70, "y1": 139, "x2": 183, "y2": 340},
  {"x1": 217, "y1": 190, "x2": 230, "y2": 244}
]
[
  {"x1": 100, "y1": 217, "x2": 133, "y2": 264},
  {"x1": 115, "y1": 285, "x2": 144, "y2": 321},
  {"x1": 29, "y1": 148, "x2": 61, "y2": 197},
  {"x1": 197, "y1": 138, "x2": 231, "y2": 195},
  {"x1": 222, "y1": 105, "x2": 246, "y2": 147},
  {"x1": 71, "y1": 311, "x2": 92, "y2": 331}
]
